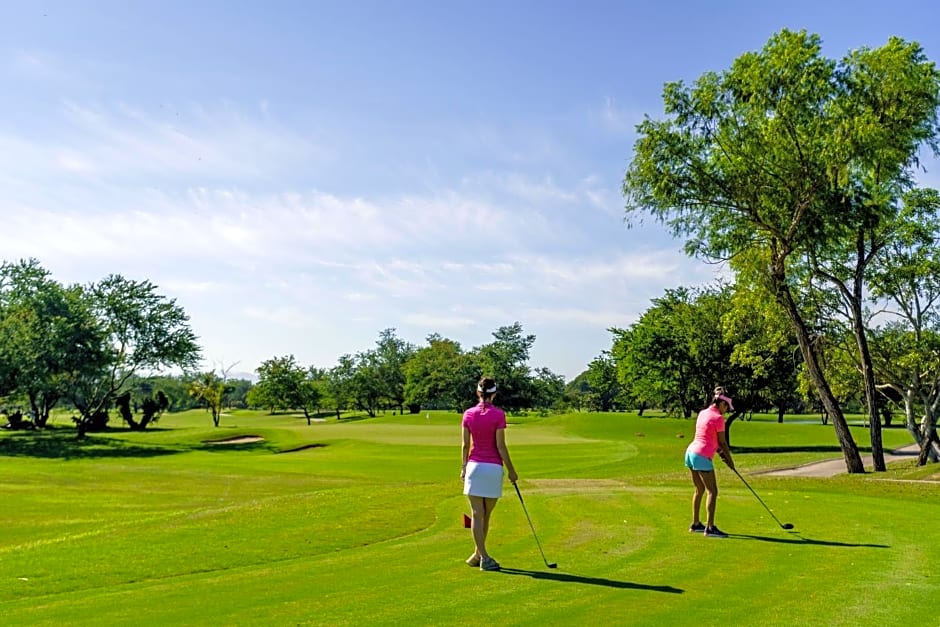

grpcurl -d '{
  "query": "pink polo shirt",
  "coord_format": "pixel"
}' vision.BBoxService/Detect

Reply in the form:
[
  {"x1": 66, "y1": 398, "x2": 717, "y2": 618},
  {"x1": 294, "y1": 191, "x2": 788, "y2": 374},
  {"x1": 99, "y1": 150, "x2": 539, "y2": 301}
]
[
  {"x1": 688, "y1": 405, "x2": 725, "y2": 459},
  {"x1": 462, "y1": 402, "x2": 506, "y2": 465}
]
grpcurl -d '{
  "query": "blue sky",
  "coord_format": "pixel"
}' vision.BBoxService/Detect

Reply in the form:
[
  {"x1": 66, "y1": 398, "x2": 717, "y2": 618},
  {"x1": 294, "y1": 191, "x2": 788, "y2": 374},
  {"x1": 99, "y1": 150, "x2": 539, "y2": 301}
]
[{"x1": 2, "y1": 1, "x2": 939, "y2": 381}]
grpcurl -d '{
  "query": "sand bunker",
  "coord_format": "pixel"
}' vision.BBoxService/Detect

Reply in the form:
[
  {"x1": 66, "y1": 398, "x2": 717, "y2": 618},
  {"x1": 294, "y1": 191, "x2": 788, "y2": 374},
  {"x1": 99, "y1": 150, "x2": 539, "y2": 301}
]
[{"x1": 204, "y1": 436, "x2": 264, "y2": 445}]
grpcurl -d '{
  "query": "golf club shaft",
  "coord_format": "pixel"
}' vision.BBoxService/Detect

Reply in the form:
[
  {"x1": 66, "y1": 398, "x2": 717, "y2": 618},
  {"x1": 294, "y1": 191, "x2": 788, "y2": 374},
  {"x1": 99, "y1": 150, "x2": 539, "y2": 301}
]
[
  {"x1": 733, "y1": 468, "x2": 788, "y2": 529},
  {"x1": 513, "y1": 482, "x2": 554, "y2": 567}
]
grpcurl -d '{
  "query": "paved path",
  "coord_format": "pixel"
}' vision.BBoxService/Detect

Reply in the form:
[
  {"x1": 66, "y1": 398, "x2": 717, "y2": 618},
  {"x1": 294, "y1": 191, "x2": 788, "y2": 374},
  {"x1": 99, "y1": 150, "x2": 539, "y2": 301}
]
[{"x1": 759, "y1": 443, "x2": 922, "y2": 478}]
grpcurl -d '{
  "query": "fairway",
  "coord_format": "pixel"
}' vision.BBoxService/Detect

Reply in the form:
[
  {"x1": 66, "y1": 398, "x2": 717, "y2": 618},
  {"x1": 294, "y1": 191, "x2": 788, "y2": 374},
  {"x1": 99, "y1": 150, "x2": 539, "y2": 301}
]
[{"x1": 0, "y1": 410, "x2": 937, "y2": 626}]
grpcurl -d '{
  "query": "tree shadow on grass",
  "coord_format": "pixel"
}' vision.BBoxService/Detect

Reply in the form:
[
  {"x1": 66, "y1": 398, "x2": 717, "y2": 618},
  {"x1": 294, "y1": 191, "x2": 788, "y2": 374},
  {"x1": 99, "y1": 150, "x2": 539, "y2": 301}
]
[
  {"x1": 732, "y1": 445, "x2": 844, "y2": 454},
  {"x1": 334, "y1": 414, "x2": 374, "y2": 423},
  {"x1": 0, "y1": 431, "x2": 179, "y2": 460},
  {"x1": 277, "y1": 443, "x2": 328, "y2": 454},
  {"x1": 499, "y1": 567, "x2": 683, "y2": 593},
  {"x1": 733, "y1": 445, "x2": 894, "y2": 455},
  {"x1": 729, "y1": 533, "x2": 888, "y2": 548}
]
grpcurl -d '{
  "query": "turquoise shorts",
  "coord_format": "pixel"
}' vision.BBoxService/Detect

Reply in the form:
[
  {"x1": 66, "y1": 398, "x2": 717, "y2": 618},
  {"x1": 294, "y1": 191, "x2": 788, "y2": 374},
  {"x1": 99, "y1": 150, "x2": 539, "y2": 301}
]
[{"x1": 684, "y1": 450, "x2": 714, "y2": 472}]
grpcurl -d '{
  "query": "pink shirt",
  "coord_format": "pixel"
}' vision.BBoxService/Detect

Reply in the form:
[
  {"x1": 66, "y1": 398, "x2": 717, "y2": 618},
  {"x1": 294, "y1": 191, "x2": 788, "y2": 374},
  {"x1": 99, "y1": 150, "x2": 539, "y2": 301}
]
[
  {"x1": 688, "y1": 405, "x2": 725, "y2": 459},
  {"x1": 462, "y1": 402, "x2": 507, "y2": 465}
]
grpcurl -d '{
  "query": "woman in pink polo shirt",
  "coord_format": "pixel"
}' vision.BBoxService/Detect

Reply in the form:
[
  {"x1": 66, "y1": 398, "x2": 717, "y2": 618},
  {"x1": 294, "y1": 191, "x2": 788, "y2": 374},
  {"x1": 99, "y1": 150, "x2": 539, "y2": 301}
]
[
  {"x1": 460, "y1": 377, "x2": 518, "y2": 571},
  {"x1": 684, "y1": 386, "x2": 736, "y2": 538}
]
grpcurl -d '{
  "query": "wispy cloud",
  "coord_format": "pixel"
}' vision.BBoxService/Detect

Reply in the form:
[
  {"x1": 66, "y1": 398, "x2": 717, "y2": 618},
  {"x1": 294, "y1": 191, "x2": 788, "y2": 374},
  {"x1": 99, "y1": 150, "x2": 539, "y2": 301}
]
[
  {"x1": 0, "y1": 101, "x2": 323, "y2": 189},
  {"x1": 8, "y1": 49, "x2": 69, "y2": 82},
  {"x1": 402, "y1": 312, "x2": 478, "y2": 329},
  {"x1": 53, "y1": 101, "x2": 323, "y2": 182},
  {"x1": 594, "y1": 97, "x2": 645, "y2": 136},
  {"x1": 243, "y1": 305, "x2": 312, "y2": 328},
  {"x1": 0, "y1": 96, "x2": 700, "y2": 378}
]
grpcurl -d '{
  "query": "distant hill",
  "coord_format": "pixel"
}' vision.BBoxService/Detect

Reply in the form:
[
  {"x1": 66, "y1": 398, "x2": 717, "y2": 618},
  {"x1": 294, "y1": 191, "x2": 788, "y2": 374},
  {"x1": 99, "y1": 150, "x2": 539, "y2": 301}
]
[{"x1": 226, "y1": 371, "x2": 258, "y2": 383}]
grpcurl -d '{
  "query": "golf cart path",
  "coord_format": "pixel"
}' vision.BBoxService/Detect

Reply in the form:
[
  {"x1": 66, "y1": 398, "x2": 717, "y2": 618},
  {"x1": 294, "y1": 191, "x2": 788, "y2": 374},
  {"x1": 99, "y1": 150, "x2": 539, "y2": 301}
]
[{"x1": 759, "y1": 443, "x2": 922, "y2": 478}]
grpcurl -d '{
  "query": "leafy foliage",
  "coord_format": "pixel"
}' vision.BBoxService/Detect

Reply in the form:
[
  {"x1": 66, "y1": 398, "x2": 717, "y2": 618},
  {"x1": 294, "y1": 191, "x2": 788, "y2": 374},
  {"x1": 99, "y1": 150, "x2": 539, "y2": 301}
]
[{"x1": 622, "y1": 29, "x2": 940, "y2": 471}]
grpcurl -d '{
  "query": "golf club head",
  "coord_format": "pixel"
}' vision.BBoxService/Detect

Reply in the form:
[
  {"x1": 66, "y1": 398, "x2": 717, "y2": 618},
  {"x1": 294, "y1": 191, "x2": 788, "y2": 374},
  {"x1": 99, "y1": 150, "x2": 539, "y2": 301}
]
[
  {"x1": 547, "y1": 563, "x2": 558, "y2": 569},
  {"x1": 782, "y1": 523, "x2": 794, "y2": 530}
]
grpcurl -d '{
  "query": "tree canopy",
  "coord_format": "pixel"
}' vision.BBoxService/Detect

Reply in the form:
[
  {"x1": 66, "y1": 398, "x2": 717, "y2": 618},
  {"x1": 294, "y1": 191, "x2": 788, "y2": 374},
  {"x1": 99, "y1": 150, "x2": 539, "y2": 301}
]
[{"x1": 623, "y1": 29, "x2": 940, "y2": 472}]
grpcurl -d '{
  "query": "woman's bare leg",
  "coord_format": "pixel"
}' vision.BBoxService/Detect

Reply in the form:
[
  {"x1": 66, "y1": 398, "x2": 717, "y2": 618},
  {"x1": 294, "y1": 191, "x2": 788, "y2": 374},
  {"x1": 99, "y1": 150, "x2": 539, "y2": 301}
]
[
  {"x1": 468, "y1": 495, "x2": 490, "y2": 560},
  {"x1": 698, "y1": 470, "x2": 719, "y2": 527},
  {"x1": 482, "y1": 497, "x2": 498, "y2": 544},
  {"x1": 690, "y1": 469, "x2": 705, "y2": 525}
]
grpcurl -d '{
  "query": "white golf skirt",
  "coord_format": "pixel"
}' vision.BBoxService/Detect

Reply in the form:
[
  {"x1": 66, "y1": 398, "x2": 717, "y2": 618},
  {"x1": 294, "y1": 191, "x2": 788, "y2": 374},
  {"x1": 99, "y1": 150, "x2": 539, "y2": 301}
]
[{"x1": 464, "y1": 461, "x2": 504, "y2": 498}]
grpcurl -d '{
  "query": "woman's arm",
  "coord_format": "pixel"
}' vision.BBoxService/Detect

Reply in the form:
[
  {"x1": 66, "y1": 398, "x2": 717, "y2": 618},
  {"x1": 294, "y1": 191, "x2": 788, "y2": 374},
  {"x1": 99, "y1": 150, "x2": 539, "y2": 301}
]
[
  {"x1": 716, "y1": 431, "x2": 735, "y2": 470},
  {"x1": 460, "y1": 426, "x2": 471, "y2": 480},
  {"x1": 495, "y1": 429, "x2": 518, "y2": 483}
]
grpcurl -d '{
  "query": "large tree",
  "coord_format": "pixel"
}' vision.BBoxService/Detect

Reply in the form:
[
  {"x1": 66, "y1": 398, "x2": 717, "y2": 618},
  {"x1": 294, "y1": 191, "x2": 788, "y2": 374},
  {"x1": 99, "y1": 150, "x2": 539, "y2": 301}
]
[
  {"x1": 249, "y1": 355, "x2": 307, "y2": 413},
  {"x1": 350, "y1": 350, "x2": 383, "y2": 417},
  {"x1": 327, "y1": 355, "x2": 356, "y2": 419},
  {"x1": 612, "y1": 286, "x2": 741, "y2": 418},
  {"x1": 583, "y1": 352, "x2": 623, "y2": 412},
  {"x1": 723, "y1": 283, "x2": 802, "y2": 423},
  {"x1": 530, "y1": 366, "x2": 565, "y2": 412},
  {"x1": 373, "y1": 328, "x2": 416, "y2": 415},
  {"x1": 610, "y1": 290, "x2": 698, "y2": 417},
  {"x1": 623, "y1": 30, "x2": 940, "y2": 472},
  {"x1": 473, "y1": 323, "x2": 535, "y2": 412},
  {"x1": 404, "y1": 334, "x2": 477, "y2": 412},
  {"x1": 68, "y1": 275, "x2": 201, "y2": 435},
  {"x1": 0, "y1": 259, "x2": 106, "y2": 427},
  {"x1": 867, "y1": 190, "x2": 940, "y2": 463},
  {"x1": 189, "y1": 371, "x2": 226, "y2": 427}
]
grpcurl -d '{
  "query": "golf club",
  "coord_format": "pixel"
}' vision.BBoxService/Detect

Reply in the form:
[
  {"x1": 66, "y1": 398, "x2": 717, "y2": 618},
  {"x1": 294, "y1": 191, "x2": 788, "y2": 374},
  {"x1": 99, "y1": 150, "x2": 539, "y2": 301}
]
[
  {"x1": 512, "y1": 482, "x2": 557, "y2": 568},
  {"x1": 732, "y1": 468, "x2": 794, "y2": 530}
]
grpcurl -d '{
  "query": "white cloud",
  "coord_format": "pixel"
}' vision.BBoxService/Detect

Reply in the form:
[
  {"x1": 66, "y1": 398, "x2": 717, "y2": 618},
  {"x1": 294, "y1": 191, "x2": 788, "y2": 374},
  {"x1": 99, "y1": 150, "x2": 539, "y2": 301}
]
[
  {"x1": 520, "y1": 306, "x2": 635, "y2": 327},
  {"x1": 243, "y1": 305, "x2": 310, "y2": 328},
  {"x1": 8, "y1": 49, "x2": 69, "y2": 82},
  {"x1": 0, "y1": 96, "x2": 702, "y2": 379},
  {"x1": 454, "y1": 122, "x2": 564, "y2": 166},
  {"x1": 159, "y1": 280, "x2": 220, "y2": 294},
  {"x1": 0, "y1": 101, "x2": 323, "y2": 186}
]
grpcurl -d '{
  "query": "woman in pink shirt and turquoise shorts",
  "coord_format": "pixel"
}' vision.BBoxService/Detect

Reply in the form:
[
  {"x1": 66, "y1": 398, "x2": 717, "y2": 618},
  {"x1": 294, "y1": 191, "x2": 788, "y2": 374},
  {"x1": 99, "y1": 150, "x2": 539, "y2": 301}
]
[
  {"x1": 461, "y1": 377, "x2": 518, "y2": 571},
  {"x1": 684, "y1": 387, "x2": 736, "y2": 538}
]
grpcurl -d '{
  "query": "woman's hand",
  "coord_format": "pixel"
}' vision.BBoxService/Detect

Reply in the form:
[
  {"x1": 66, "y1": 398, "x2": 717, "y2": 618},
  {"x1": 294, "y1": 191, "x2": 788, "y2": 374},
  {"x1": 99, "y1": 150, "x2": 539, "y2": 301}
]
[
  {"x1": 720, "y1": 451, "x2": 735, "y2": 470},
  {"x1": 507, "y1": 468, "x2": 518, "y2": 483}
]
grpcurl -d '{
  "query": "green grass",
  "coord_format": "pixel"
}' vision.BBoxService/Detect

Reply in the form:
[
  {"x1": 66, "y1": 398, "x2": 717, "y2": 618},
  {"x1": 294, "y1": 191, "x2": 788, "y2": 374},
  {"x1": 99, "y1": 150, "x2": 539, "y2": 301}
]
[{"x1": 0, "y1": 409, "x2": 937, "y2": 626}]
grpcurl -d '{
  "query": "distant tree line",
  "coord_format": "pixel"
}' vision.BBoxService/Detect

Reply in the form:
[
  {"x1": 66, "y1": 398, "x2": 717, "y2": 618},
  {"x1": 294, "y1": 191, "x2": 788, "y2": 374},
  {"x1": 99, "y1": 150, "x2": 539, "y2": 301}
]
[
  {"x1": 4, "y1": 251, "x2": 940, "y2": 472},
  {"x1": 0, "y1": 259, "x2": 571, "y2": 433},
  {"x1": 244, "y1": 324, "x2": 568, "y2": 422}
]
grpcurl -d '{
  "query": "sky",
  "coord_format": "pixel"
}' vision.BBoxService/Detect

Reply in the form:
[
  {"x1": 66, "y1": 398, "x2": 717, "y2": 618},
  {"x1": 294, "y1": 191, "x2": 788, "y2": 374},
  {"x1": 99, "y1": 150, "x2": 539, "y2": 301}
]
[{"x1": 2, "y1": 1, "x2": 939, "y2": 381}]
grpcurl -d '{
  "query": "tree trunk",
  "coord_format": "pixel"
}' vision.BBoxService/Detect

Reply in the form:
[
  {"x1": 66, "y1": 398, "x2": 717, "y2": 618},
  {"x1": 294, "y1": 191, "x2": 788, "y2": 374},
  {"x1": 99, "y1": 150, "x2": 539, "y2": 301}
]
[
  {"x1": 772, "y1": 264, "x2": 865, "y2": 473},
  {"x1": 29, "y1": 393, "x2": 52, "y2": 428},
  {"x1": 851, "y1": 278, "x2": 885, "y2": 471},
  {"x1": 854, "y1": 330, "x2": 885, "y2": 470},
  {"x1": 916, "y1": 410, "x2": 940, "y2": 465},
  {"x1": 725, "y1": 414, "x2": 737, "y2": 447},
  {"x1": 777, "y1": 406, "x2": 785, "y2": 423}
]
